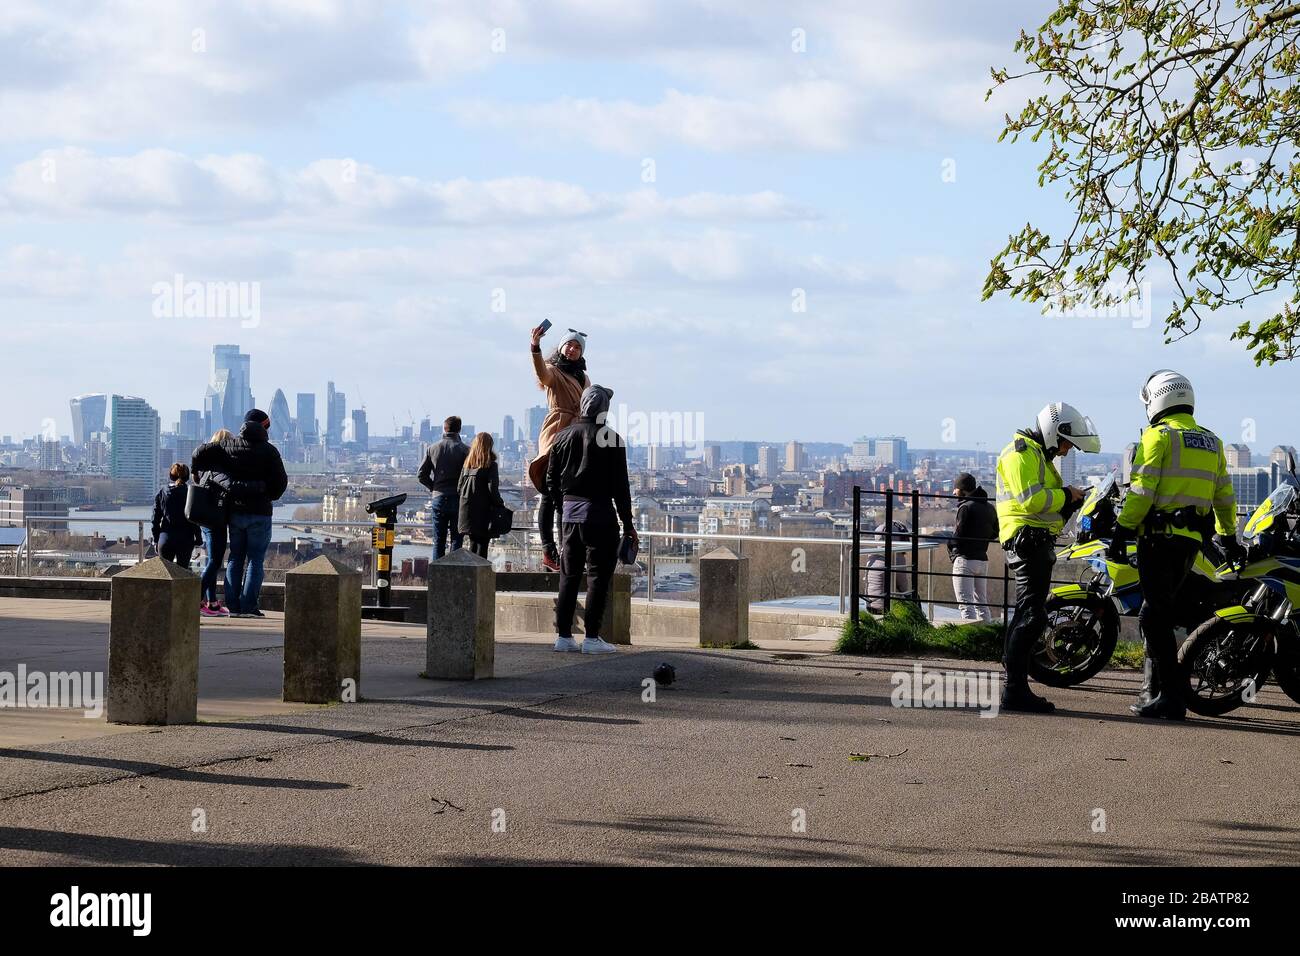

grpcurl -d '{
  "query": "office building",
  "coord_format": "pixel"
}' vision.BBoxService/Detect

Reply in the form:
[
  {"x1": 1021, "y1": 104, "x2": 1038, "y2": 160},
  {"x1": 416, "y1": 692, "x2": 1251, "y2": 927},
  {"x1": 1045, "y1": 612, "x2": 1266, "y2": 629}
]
[
  {"x1": 110, "y1": 395, "x2": 161, "y2": 498},
  {"x1": 502, "y1": 415, "x2": 516, "y2": 445},
  {"x1": 1225, "y1": 443, "x2": 1252, "y2": 468},
  {"x1": 1228, "y1": 467, "x2": 1270, "y2": 511},
  {"x1": 205, "y1": 345, "x2": 253, "y2": 434},
  {"x1": 875, "y1": 437, "x2": 909, "y2": 469},
  {"x1": 351, "y1": 409, "x2": 369, "y2": 450},
  {"x1": 177, "y1": 409, "x2": 204, "y2": 443},
  {"x1": 525, "y1": 406, "x2": 547, "y2": 444},
  {"x1": 757, "y1": 445, "x2": 779, "y2": 479},
  {"x1": 269, "y1": 389, "x2": 292, "y2": 442},
  {"x1": 69, "y1": 394, "x2": 108, "y2": 448},
  {"x1": 0, "y1": 487, "x2": 68, "y2": 530},
  {"x1": 296, "y1": 393, "x2": 317, "y2": 442},
  {"x1": 326, "y1": 382, "x2": 347, "y2": 444},
  {"x1": 39, "y1": 440, "x2": 62, "y2": 471},
  {"x1": 785, "y1": 441, "x2": 804, "y2": 473}
]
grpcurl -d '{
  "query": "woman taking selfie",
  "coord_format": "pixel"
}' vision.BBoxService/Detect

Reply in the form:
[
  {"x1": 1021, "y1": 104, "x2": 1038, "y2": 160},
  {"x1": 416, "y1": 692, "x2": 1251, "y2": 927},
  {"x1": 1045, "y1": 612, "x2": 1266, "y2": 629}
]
[{"x1": 528, "y1": 323, "x2": 590, "y2": 571}]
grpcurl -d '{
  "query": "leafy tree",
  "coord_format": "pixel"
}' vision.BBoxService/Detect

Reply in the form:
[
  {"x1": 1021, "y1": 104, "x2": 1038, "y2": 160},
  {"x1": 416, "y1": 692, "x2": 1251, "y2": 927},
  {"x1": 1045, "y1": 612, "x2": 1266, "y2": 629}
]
[{"x1": 984, "y1": 0, "x2": 1300, "y2": 363}]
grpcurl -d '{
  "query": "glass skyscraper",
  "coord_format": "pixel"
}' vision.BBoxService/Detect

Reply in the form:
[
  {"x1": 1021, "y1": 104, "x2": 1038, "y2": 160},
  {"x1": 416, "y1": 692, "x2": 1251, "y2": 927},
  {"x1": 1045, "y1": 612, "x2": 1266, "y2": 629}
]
[
  {"x1": 110, "y1": 395, "x2": 160, "y2": 498},
  {"x1": 69, "y1": 393, "x2": 108, "y2": 447},
  {"x1": 205, "y1": 345, "x2": 253, "y2": 434}
]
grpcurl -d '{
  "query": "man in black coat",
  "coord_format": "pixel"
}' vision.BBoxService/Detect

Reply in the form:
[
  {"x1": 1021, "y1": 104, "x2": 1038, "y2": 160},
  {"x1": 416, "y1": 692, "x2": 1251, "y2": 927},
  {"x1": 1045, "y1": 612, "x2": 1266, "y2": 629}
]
[
  {"x1": 949, "y1": 472, "x2": 999, "y2": 622},
  {"x1": 220, "y1": 409, "x2": 288, "y2": 617},
  {"x1": 546, "y1": 384, "x2": 638, "y2": 655}
]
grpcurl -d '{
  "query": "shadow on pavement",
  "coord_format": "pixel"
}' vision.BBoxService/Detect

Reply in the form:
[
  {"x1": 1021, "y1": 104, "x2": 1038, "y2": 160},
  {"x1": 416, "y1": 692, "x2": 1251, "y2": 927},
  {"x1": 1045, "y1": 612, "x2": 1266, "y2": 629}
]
[
  {"x1": 0, "y1": 826, "x2": 363, "y2": 866},
  {"x1": 0, "y1": 748, "x2": 350, "y2": 790}
]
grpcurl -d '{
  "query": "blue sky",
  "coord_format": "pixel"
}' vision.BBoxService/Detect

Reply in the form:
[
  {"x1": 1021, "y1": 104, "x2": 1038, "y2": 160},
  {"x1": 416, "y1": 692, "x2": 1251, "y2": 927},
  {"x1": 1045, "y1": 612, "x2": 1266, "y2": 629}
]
[{"x1": 0, "y1": 0, "x2": 1294, "y2": 454}]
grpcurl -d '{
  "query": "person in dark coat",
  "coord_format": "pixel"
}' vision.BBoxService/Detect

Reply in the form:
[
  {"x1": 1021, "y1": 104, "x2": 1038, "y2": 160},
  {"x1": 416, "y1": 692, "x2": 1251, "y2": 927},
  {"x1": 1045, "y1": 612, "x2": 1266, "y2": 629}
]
[
  {"x1": 192, "y1": 428, "x2": 268, "y2": 617},
  {"x1": 219, "y1": 409, "x2": 288, "y2": 618},
  {"x1": 417, "y1": 416, "x2": 470, "y2": 560},
  {"x1": 949, "y1": 472, "x2": 999, "y2": 621},
  {"x1": 457, "y1": 433, "x2": 504, "y2": 558},
  {"x1": 152, "y1": 463, "x2": 200, "y2": 570}
]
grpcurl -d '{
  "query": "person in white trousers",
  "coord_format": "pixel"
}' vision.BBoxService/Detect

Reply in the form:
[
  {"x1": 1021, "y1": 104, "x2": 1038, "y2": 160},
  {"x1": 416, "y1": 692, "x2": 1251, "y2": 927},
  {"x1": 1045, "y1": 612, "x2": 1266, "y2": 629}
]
[{"x1": 949, "y1": 473, "x2": 998, "y2": 622}]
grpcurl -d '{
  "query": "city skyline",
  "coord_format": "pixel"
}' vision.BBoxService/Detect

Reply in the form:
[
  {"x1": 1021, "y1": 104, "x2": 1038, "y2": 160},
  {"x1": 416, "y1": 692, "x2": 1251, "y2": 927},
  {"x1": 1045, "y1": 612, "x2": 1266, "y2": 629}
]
[{"x1": 0, "y1": 1, "x2": 1294, "y2": 452}]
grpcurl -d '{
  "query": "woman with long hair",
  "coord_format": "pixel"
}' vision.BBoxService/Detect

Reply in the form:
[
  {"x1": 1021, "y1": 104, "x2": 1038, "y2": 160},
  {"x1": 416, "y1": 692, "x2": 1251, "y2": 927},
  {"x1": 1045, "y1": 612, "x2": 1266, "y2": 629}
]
[
  {"x1": 529, "y1": 324, "x2": 590, "y2": 570},
  {"x1": 190, "y1": 427, "x2": 240, "y2": 617},
  {"x1": 458, "y1": 432, "x2": 505, "y2": 558}
]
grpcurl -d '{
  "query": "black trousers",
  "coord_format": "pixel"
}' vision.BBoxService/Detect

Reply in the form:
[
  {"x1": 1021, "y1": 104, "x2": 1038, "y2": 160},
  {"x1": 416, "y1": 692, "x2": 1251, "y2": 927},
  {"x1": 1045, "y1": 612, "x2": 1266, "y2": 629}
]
[
  {"x1": 1003, "y1": 530, "x2": 1056, "y2": 691},
  {"x1": 555, "y1": 516, "x2": 619, "y2": 639},
  {"x1": 158, "y1": 533, "x2": 194, "y2": 571},
  {"x1": 1136, "y1": 534, "x2": 1199, "y2": 667},
  {"x1": 538, "y1": 492, "x2": 558, "y2": 550},
  {"x1": 465, "y1": 536, "x2": 489, "y2": 558}
]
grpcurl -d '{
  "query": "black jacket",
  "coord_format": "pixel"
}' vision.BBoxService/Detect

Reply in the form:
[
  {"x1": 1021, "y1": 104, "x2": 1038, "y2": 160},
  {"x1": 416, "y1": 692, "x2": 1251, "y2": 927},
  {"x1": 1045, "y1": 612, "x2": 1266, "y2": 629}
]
[
  {"x1": 418, "y1": 433, "x2": 469, "y2": 496},
  {"x1": 190, "y1": 441, "x2": 269, "y2": 522},
  {"x1": 950, "y1": 486, "x2": 998, "y2": 561},
  {"x1": 210, "y1": 423, "x2": 288, "y2": 516},
  {"x1": 152, "y1": 482, "x2": 198, "y2": 543},
  {"x1": 545, "y1": 416, "x2": 634, "y2": 530},
  {"x1": 457, "y1": 461, "x2": 504, "y2": 540}
]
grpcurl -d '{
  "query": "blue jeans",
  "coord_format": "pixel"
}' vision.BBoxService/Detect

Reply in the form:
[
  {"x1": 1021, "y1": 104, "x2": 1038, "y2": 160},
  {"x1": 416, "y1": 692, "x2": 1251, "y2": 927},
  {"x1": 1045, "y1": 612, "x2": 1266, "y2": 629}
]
[
  {"x1": 201, "y1": 525, "x2": 227, "y2": 604},
  {"x1": 225, "y1": 513, "x2": 272, "y2": 613},
  {"x1": 431, "y1": 494, "x2": 461, "y2": 561}
]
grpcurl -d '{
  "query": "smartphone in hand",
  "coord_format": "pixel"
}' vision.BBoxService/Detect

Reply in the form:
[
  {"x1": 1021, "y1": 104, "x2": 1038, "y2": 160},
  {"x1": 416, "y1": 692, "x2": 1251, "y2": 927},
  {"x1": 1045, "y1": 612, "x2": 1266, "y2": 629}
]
[{"x1": 538, "y1": 318, "x2": 552, "y2": 335}]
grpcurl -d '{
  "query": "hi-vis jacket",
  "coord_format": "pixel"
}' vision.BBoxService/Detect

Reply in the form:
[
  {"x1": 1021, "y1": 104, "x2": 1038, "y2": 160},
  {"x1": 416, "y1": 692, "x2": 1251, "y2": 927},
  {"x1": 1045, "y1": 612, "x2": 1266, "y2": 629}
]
[
  {"x1": 1116, "y1": 412, "x2": 1236, "y2": 542},
  {"x1": 996, "y1": 430, "x2": 1067, "y2": 544}
]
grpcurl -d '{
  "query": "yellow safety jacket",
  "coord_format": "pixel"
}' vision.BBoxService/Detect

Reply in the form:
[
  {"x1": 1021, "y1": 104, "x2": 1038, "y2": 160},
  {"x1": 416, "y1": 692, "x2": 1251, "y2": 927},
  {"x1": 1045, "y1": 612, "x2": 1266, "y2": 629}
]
[
  {"x1": 1116, "y1": 412, "x2": 1236, "y2": 542},
  {"x1": 996, "y1": 431, "x2": 1067, "y2": 544}
]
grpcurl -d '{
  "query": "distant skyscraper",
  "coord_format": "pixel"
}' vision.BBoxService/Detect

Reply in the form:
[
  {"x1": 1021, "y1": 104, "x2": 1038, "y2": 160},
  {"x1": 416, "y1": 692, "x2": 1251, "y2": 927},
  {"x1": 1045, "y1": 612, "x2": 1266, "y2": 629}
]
[
  {"x1": 39, "y1": 439, "x2": 62, "y2": 471},
  {"x1": 525, "y1": 405, "x2": 547, "y2": 444},
  {"x1": 177, "y1": 409, "x2": 204, "y2": 444},
  {"x1": 757, "y1": 445, "x2": 778, "y2": 478},
  {"x1": 110, "y1": 395, "x2": 160, "y2": 497},
  {"x1": 703, "y1": 444, "x2": 721, "y2": 471},
  {"x1": 296, "y1": 393, "x2": 317, "y2": 442},
  {"x1": 269, "y1": 389, "x2": 292, "y2": 441},
  {"x1": 351, "y1": 409, "x2": 368, "y2": 450},
  {"x1": 206, "y1": 345, "x2": 253, "y2": 434},
  {"x1": 326, "y1": 382, "x2": 347, "y2": 443},
  {"x1": 875, "y1": 437, "x2": 908, "y2": 469},
  {"x1": 785, "y1": 441, "x2": 803, "y2": 473},
  {"x1": 502, "y1": 415, "x2": 516, "y2": 445},
  {"x1": 69, "y1": 394, "x2": 107, "y2": 447}
]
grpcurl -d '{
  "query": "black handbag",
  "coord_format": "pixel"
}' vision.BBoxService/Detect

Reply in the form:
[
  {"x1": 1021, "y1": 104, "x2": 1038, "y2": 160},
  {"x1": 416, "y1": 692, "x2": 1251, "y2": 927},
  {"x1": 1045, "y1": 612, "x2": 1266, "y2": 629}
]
[
  {"x1": 184, "y1": 476, "x2": 227, "y2": 529},
  {"x1": 488, "y1": 504, "x2": 514, "y2": 539}
]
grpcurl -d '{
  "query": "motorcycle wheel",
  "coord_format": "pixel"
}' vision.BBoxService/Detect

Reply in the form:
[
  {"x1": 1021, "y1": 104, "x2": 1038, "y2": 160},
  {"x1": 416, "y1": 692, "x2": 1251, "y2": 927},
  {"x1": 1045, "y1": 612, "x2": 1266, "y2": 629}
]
[
  {"x1": 1271, "y1": 641, "x2": 1300, "y2": 706},
  {"x1": 1178, "y1": 617, "x2": 1277, "y2": 716},
  {"x1": 1029, "y1": 593, "x2": 1119, "y2": 687}
]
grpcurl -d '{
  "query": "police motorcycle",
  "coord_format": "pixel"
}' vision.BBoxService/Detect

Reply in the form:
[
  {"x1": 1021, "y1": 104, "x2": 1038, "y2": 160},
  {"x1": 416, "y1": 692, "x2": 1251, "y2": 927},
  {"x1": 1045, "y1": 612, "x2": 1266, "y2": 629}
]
[
  {"x1": 1029, "y1": 472, "x2": 1248, "y2": 687},
  {"x1": 1178, "y1": 463, "x2": 1300, "y2": 716}
]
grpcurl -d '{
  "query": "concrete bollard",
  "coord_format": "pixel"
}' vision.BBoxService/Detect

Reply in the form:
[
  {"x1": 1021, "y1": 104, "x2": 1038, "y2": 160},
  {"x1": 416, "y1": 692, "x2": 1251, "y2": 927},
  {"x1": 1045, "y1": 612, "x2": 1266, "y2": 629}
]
[
  {"x1": 427, "y1": 549, "x2": 495, "y2": 679},
  {"x1": 107, "y1": 557, "x2": 200, "y2": 724},
  {"x1": 588, "y1": 571, "x2": 631, "y2": 645},
  {"x1": 699, "y1": 547, "x2": 750, "y2": 648},
  {"x1": 283, "y1": 555, "x2": 362, "y2": 703}
]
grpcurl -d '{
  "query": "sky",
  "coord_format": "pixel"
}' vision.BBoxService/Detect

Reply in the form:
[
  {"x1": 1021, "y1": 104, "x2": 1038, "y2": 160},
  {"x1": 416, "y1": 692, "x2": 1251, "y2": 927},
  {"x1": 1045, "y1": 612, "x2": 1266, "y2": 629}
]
[{"x1": 0, "y1": 0, "x2": 1294, "y2": 455}]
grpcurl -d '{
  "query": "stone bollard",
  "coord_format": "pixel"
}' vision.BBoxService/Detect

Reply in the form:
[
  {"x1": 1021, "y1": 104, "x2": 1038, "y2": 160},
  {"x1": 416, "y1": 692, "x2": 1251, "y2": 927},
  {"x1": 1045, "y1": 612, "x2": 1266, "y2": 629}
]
[
  {"x1": 283, "y1": 555, "x2": 362, "y2": 703},
  {"x1": 699, "y1": 547, "x2": 750, "y2": 648},
  {"x1": 590, "y1": 571, "x2": 632, "y2": 645},
  {"x1": 107, "y1": 557, "x2": 200, "y2": 724},
  {"x1": 427, "y1": 549, "x2": 495, "y2": 679}
]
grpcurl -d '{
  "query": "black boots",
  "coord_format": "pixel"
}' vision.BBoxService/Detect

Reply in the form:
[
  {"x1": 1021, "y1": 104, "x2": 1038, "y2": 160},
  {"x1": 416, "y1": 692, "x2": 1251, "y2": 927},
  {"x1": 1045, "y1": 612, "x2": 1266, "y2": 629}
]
[
  {"x1": 1133, "y1": 656, "x2": 1159, "y2": 709},
  {"x1": 1001, "y1": 683, "x2": 1055, "y2": 713},
  {"x1": 1130, "y1": 657, "x2": 1186, "y2": 720}
]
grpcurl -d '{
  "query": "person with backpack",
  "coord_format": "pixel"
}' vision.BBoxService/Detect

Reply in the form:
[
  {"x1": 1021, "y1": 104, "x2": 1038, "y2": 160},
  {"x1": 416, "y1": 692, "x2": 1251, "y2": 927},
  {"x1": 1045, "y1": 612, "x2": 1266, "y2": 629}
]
[
  {"x1": 457, "y1": 433, "x2": 505, "y2": 558},
  {"x1": 949, "y1": 472, "x2": 999, "y2": 622},
  {"x1": 151, "y1": 463, "x2": 200, "y2": 570}
]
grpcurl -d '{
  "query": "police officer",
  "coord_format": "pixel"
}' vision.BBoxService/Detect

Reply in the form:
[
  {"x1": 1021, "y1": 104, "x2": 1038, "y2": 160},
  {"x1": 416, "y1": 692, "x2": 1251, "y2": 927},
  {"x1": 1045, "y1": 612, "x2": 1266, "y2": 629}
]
[
  {"x1": 996, "y1": 403, "x2": 1101, "y2": 712},
  {"x1": 1109, "y1": 370, "x2": 1239, "y2": 720}
]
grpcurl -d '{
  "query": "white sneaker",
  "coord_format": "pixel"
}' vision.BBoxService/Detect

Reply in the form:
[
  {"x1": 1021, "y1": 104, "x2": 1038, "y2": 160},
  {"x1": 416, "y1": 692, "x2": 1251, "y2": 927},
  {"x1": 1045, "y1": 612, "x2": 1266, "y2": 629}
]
[
  {"x1": 553, "y1": 636, "x2": 580, "y2": 653},
  {"x1": 581, "y1": 637, "x2": 619, "y2": 655}
]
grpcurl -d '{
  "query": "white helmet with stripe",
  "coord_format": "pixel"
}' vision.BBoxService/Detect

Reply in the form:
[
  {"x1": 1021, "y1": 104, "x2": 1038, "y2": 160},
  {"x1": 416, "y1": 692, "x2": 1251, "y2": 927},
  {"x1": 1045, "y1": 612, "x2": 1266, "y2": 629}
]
[
  {"x1": 1139, "y1": 369, "x2": 1194, "y2": 423},
  {"x1": 1036, "y1": 402, "x2": 1101, "y2": 454}
]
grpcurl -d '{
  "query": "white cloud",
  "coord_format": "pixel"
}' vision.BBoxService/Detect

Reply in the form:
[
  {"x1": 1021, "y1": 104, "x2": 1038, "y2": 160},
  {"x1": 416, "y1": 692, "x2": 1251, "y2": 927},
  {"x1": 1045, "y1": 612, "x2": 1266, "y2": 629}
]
[{"x1": 0, "y1": 149, "x2": 816, "y2": 227}]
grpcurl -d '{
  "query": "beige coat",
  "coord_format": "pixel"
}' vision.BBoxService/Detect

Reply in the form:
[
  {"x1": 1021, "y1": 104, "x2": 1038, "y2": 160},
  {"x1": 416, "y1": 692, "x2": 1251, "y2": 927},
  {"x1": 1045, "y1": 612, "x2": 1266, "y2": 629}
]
[{"x1": 528, "y1": 349, "x2": 590, "y2": 489}]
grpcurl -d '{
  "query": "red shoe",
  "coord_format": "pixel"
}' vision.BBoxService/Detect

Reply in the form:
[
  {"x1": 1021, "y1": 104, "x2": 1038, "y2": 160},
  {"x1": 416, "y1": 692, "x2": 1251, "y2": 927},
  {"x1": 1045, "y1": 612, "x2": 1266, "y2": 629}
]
[{"x1": 541, "y1": 548, "x2": 560, "y2": 573}]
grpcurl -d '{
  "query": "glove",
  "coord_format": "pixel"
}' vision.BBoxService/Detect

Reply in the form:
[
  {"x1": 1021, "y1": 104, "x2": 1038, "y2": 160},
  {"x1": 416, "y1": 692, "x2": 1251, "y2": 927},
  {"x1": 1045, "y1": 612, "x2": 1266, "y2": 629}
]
[
  {"x1": 1106, "y1": 525, "x2": 1131, "y2": 564},
  {"x1": 1216, "y1": 533, "x2": 1245, "y2": 565}
]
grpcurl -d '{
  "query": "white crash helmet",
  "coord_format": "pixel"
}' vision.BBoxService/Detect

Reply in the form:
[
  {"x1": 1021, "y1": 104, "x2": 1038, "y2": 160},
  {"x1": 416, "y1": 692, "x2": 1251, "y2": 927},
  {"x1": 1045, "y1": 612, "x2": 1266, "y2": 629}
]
[
  {"x1": 1036, "y1": 402, "x2": 1101, "y2": 453},
  {"x1": 1139, "y1": 369, "x2": 1194, "y2": 423}
]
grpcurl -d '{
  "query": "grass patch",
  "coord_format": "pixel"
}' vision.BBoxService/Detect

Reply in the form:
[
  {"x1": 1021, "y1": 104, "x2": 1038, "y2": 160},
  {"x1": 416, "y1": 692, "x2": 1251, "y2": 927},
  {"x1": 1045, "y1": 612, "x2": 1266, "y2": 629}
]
[
  {"x1": 701, "y1": 641, "x2": 760, "y2": 650},
  {"x1": 837, "y1": 600, "x2": 1141, "y2": 669}
]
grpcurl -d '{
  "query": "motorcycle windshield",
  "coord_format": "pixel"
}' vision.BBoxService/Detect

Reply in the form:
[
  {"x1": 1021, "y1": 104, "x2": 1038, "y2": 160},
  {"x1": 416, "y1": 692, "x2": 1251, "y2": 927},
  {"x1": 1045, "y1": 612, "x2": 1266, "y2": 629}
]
[
  {"x1": 1243, "y1": 483, "x2": 1297, "y2": 540},
  {"x1": 1079, "y1": 473, "x2": 1116, "y2": 517}
]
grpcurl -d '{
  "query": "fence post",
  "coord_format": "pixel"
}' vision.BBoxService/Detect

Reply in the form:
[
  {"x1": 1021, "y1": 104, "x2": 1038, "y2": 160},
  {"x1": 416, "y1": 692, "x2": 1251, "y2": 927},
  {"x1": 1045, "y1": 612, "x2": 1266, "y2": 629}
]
[
  {"x1": 883, "y1": 490, "x2": 894, "y2": 613},
  {"x1": 137, "y1": 520, "x2": 144, "y2": 564},
  {"x1": 646, "y1": 530, "x2": 655, "y2": 603},
  {"x1": 910, "y1": 489, "x2": 920, "y2": 597},
  {"x1": 849, "y1": 486, "x2": 861, "y2": 622}
]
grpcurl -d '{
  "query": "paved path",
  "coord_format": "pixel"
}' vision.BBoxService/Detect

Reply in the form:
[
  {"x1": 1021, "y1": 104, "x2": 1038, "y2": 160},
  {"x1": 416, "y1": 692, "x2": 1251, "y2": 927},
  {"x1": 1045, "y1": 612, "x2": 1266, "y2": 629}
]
[{"x1": 1, "y1": 599, "x2": 1298, "y2": 865}]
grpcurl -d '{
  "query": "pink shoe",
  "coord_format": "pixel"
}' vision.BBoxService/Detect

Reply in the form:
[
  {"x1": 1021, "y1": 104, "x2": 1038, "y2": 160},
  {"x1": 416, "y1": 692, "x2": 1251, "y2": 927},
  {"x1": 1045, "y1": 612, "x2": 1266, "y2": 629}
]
[
  {"x1": 211, "y1": 602, "x2": 231, "y2": 617},
  {"x1": 200, "y1": 602, "x2": 220, "y2": 618}
]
